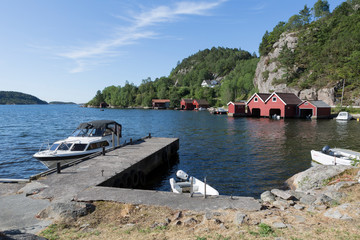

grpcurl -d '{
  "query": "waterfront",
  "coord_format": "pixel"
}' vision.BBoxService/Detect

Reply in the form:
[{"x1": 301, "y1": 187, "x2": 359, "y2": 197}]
[{"x1": 0, "y1": 104, "x2": 359, "y2": 197}]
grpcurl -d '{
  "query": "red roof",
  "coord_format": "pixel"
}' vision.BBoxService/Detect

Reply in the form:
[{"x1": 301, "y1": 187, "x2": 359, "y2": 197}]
[
  {"x1": 181, "y1": 99, "x2": 193, "y2": 104},
  {"x1": 246, "y1": 93, "x2": 271, "y2": 104},
  {"x1": 152, "y1": 99, "x2": 170, "y2": 103},
  {"x1": 266, "y1": 92, "x2": 302, "y2": 105},
  {"x1": 227, "y1": 101, "x2": 245, "y2": 106}
]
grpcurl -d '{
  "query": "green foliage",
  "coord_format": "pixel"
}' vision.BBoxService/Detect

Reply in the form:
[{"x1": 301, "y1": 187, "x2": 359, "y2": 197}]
[
  {"x1": 313, "y1": 0, "x2": 330, "y2": 19},
  {"x1": 220, "y1": 58, "x2": 259, "y2": 104},
  {"x1": 259, "y1": 0, "x2": 360, "y2": 104},
  {"x1": 258, "y1": 223, "x2": 275, "y2": 237},
  {"x1": 0, "y1": 91, "x2": 48, "y2": 105},
  {"x1": 87, "y1": 47, "x2": 258, "y2": 108}
]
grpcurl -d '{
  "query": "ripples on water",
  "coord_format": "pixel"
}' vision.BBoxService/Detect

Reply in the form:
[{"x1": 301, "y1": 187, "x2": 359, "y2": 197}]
[{"x1": 0, "y1": 105, "x2": 359, "y2": 197}]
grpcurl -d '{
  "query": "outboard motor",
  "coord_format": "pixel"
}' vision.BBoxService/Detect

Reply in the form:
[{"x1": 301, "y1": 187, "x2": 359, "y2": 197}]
[
  {"x1": 176, "y1": 170, "x2": 189, "y2": 181},
  {"x1": 322, "y1": 145, "x2": 330, "y2": 154}
]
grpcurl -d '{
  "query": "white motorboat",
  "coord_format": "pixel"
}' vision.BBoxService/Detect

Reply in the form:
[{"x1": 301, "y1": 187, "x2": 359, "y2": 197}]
[
  {"x1": 310, "y1": 145, "x2": 360, "y2": 166},
  {"x1": 169, "y1": 170, "x2": 219, "y2": 196},
  {"x1": 33, "y1": 120, "x2": 122, "y2": 168},
  {"x1": 336, "y1": 111, "x2": 353, "y2": 121}
]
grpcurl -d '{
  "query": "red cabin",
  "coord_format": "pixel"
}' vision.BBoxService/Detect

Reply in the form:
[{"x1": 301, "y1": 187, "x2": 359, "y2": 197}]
[
  {"x1": 264, "y1": 92, "x2": 302, "y2": 118},
  {"x1": 227, "y1": 101, "x2": 246, "y2": 117},
  {"x1": 193, "y1": 99, "x2": 209, "y2": 109},
  {"x1": 180, "y1": 99, "x2": 194, "y2": 110},
  {"x1": 152, "y1": 99, "x2": 170, "y2": 109},
  {"x1": 246, "y1": 93, "x2": 271, "y2": 117},
  {"x1": 297, "y1": 100, "x2": 331, "y2": 119}
]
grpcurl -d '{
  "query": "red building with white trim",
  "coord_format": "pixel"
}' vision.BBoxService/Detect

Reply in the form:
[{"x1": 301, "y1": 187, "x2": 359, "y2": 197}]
[
  {"x1": 227, "y1": 101, "x2": 246, "y2": 117},
  {"x1": 246, "y1": 93, "x2": 271, "y2": 117},
  {"x1": 264, "y1": 92, "x2": 302, "y2": 118},
  {"x1": 297, "y1": 100, "x2": 331, "y2": 119}
]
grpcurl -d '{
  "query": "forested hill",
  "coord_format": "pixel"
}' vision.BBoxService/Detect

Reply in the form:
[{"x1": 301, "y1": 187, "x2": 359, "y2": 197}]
[
  {"x1": 256, "y1": 0, "x2": 360, "y2": 105},
  {"x1": 0, "y1": 91, "x2": 48, "y2": 105},
  {"x1": 87, "y1": 47, "x2": 259, "y2": 108}
]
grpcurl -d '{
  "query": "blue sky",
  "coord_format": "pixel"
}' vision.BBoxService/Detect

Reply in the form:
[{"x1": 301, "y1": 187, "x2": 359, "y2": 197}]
[{"x1": 0, "y1": 0, "x2": 344, "y2": 103}]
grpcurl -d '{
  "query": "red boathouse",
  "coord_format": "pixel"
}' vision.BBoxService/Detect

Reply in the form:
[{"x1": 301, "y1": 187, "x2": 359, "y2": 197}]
[
  {"x1": 152, "y1": 99, "x2": 170, "y2": 109},
  {"x1": 193, "y1": 99, "x2": 209, "y2": 109},
  {"x1": 227, "y1": 101, "x2": 246, "y2": 117},
  {"x1": 297, "y1": 100, "x2": 331, "y2": 119},
  {"x1": 180, "y1": 99, "x2": 194, "y2": 110},
  {"x1": 246, "y1": 93, "x2": 271, "y2": 117},
  {"x1": 264, "y1": 92, "x2": 302, "y2": 118}
]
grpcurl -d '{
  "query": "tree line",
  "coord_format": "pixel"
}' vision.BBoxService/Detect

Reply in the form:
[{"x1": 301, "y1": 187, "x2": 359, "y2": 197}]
[{"x1": 88, "y1": 47, "x2": 259, "y2": 108}]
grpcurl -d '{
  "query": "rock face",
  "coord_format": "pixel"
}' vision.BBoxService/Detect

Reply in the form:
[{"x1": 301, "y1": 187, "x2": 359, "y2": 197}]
[{"x1": 254, "y1": 32, "x2": 336, "y2": 106}]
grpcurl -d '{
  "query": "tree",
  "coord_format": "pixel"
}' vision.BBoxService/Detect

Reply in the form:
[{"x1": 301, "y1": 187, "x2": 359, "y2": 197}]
[
  {"x1": 299, "y1": 5, "x2": 312, "y2": 24},
  {"x1": 313, "y1": 0, "x2": 330, "y2": 19}
]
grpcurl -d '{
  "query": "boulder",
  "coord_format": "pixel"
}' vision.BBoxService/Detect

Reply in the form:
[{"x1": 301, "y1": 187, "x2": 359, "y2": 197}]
[
  {"x1": 286, "y1": 165, "x2": 354, "y2": 191},
  {"x1": 37, "y1": 202, "x2": 95, "y2": 221},
  {"x1": 271, "y1": 189, "x2": 294, "y2": 200},
  {"x1": 260, "y1": 191, "x2": 276, "y2": 203},
  {"x1": 234, "y1": 212, "x2": 247, "y2": 225}
]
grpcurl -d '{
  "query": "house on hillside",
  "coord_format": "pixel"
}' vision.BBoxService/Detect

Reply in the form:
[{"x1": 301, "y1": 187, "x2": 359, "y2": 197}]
[
  {"x1": 201, "y1": 79, "x2": 220, "y2": 88},
  {"x1": 297, "y1": 100, "x2": 331, "y2": 119},
  {"x1": 152, "y1": 99, "x2": 170, "y2": 109},
  {"x1": 264, "y1": 92, "x2": 302, "y2": 118},
  {"x1": 193, "y1": 99, "x2": 209, "y2": 109},
  {"x1": 180, "y1": 99, "x2": 194, "y2": 110},
  {"x1": 227, "y1": 101, "x2": 246, "y2": 117},
  {"x1": 246, "y1": 93, "x2": 271, "y2": 117}
]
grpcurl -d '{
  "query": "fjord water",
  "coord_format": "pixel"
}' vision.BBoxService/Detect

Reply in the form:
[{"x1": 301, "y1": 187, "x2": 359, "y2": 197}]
[{"x1": 1, "y1": 105, "x2": 359, "y2": 197}]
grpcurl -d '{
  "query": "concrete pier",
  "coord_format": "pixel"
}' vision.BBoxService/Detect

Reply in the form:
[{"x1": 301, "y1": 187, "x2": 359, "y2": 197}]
[{"x1": 0, "y1": 136, "x2": 261, "y2": 235}]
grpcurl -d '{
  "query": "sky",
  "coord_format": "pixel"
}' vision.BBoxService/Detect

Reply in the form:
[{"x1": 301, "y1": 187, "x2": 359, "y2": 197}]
[{"x1": 0, "y1": 0, "x2": 345, "y2": 103}]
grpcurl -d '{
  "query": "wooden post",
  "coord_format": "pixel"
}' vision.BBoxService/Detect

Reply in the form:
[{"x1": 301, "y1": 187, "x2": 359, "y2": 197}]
[
  {"x1": 102, "y1": 146, "x2": 105, "y2": 155},
  {"x1": 204, "y1": 177, "x2": 207, "y2": 199},
  {"x1": 112, "y1": 133, "x2": 115, "y2": 149},
  {"x1": 190, "y1": 177, "x2": 193, "y2": 198},
  {"x1": 56, "y1": 162, "x2": 61, "y2": 174},
  {"x1": 117, "y1": 131, "x2": 120, "y2": 147}
]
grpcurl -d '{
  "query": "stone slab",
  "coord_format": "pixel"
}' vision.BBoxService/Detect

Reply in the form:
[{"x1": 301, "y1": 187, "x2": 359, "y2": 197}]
[{"x1": 76, "y1": 186, "x2": 262, "y2": 212}]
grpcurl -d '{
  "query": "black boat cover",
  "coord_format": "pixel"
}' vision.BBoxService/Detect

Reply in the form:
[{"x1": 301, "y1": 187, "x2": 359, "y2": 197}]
[{"x1": 77, "y1": 120, "x2": 121, "y2": 129}]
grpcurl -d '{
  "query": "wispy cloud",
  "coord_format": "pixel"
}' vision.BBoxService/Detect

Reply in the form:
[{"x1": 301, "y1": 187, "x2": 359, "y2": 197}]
[
  {"x1": 250, "y1": 2, "x2": 267, "y2": 12},
  {"x1": 58, "y1": 0, "x2": 226, "y2": 73}
]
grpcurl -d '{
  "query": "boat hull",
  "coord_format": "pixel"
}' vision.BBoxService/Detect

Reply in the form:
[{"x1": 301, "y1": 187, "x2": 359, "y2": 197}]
[
  {"x1": 34, "y1": 152, "x2": 96, "y2": 168},
  {"x1": 310, "y1": 150, "x2": 353, "y2": 166},
  {"x1": 169, "y1": 177, "x2": 219, "y2": 196}
]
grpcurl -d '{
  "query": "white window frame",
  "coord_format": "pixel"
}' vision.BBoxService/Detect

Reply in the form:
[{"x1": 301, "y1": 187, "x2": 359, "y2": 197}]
[
  {"x1": 272, "y1": 97, "x2": 277, "y2": 102},
  {"x1": 254, "y1": 97, "x2": 258, "y2": 102}
]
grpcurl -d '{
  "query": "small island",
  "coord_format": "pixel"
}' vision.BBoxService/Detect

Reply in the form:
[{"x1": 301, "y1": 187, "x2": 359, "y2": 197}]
[
  {"x1": 49, "y1": 101, "x2": 76, "y2": 105},
  {"x1": 0, "y1": 91, "x2": 47, "y2": 105}
]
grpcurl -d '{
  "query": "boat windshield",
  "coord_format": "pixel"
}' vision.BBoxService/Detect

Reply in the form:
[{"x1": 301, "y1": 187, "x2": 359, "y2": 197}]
[
  {"x1": 71, "y1": 128, "x2": 104, "y2": 137},
  {"x1": 50, "y1": 144, "x2": 59, "y2": 151},
  {"x1": 339, "y1": 112, "x2": 347, "y2": 116},
  {"x1": 57, "y1": 142, "x2": 73, "y2": 151}
]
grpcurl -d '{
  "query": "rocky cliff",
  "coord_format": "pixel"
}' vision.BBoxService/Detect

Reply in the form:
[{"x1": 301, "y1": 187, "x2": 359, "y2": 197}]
[{"x1": 254, "y1": 32, "x2": 336, "y2": 106}]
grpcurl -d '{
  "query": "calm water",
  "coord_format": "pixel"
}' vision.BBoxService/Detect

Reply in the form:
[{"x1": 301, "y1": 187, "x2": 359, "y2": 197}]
[{"x1": 1, "y1": 105, "x2": 359, "y2": 197}]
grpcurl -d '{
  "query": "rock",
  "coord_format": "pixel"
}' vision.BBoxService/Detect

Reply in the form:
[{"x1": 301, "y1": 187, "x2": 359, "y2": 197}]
[
  {"x1": 299, "y1": 88, "x2": 317, "y2": 100},
  {"x1": 314, "y1": 194, "x2": 335, "y2": 206},
  {"x1": 260, "y1": 191, "x2": 276, "y2": 203},
  {"x1": 272, "y1": 222, "x2": 287, "y2": 229},
  {"x1": 332, "y1": 181, "x2": 357, "y2": 191},
  {"x1": 37, "y1": 202, "x2": 95, "y2": 221},
  {"x1": 299, "y1": 195, "x2": 316, "y2": 205},
  {"x1": 293, "y1": 204, "x2": 305, "y2": 210},
  {"x1": 286, "y1": 165, "x2": 354, "y2": 191},
  {"x1": 173, "y1": 211, "x2": 182, "y2": 220},
  {"x1": 165, "y1": 218, "x2": 171, "y2": 224},
  {"x1": 317, "y1": 88, "x2": 335, "y2": 106},
  {"x1": 0, "y1": 232, "x2": 47, "y2": 240},
  {"x1": 271, "y1": 189, "x2": 294, "y2": 200},
  {"x1": 18, "y1": 182, "x2": 48, "y2": 196},
  {"x1": 183, "y1": 217, "x2": 198, "y2": 226},
  {"x1": 234, "y1": 213, "x2": 247, "y2": 225},
  {"x1": 272, "y1": 199, "x2": 290, "y2": 210},
  {"x1": 294, "y1": 215, "x2": 306, "y2": 223},
  {"x1": 324, "y1": 206, "x2": 353, "y2": 220}
]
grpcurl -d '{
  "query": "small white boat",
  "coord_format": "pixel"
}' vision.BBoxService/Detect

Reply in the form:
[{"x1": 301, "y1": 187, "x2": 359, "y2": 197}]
[
  {"x1": 311, "y1": 145, "x2": 360, "y2": 166},
  {"x1": 169, "y1": 170, "x2": 219, "y2": 196},
  {"x1": 336, "y1": 111, "x2": 353, "y2": 121},
  {"x1": 33, "y1": 120, "x2": 122, "y2": 168}
]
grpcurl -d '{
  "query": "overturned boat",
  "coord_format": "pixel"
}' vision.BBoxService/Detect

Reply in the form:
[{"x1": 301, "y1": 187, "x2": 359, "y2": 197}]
[
  {"x1": 169, "y1": 170, "x2": 219, "y2": 196},
  {"x1": 33, "y1": 120, "x2": 122, "y2": 168},
  {"x1": 310, "y1": 145, "x2": 360, "y2": 166}
]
